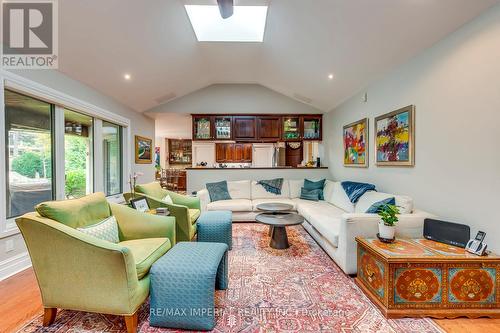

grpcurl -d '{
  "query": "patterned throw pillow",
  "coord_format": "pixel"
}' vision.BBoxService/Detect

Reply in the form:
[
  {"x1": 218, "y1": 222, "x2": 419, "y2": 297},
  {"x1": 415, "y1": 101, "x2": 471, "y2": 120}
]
[
  {"x1": 304, "y1": 179, "x2": 326, "y2": 200},
  {"x1": 365, "y1": 197, "x2": 396, "y2": 214},
  {"x1": 206, "y1": 181, "x2": 232, "y2": 202},
  {"x1": 77, "y1": 216, "x2": 119, "y2": 243},
  {"x1": 300, "y1": 188, "x2": 321, "y2": 201},
  {"x1": 162, "y1": 195, "x2": 173, "y2": 204}
]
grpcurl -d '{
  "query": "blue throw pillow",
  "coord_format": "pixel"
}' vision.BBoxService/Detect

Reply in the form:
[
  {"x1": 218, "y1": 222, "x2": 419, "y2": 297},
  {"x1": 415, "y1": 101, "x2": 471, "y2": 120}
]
[
  {"x1": 341, "y1": 181, "x2": 376, "y2": 203},
  {"x1": 304, "y1": 179, "x2": 326, "y2": 200},
  {"x1": 206, "y1": 181, "x2": 231, "y2": 202},
  {"x1": 365, "y1": 197, "x2": 396, "y2": 214},
  {"x1": 300, "y1": 188, "x2": 321, "y2": 201}
]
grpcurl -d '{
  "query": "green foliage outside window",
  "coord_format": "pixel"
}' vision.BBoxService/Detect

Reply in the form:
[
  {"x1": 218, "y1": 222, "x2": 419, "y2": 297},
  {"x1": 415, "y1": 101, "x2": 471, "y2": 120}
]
[
  {"x1": 11, "y1": 152, "x2": 45, "y2": 178},
  {"x1": 65, "y1": 135, "x2": 90, "y2": 198}
]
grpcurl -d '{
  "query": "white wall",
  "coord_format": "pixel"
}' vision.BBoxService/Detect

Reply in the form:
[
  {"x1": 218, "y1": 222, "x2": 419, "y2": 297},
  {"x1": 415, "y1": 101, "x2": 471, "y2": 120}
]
[
  {"x1": 0, "y1": 69, "x2": 156, "y2": 279},
  {"x1": 324, "y1": 4, "x2": 500, "y2": 252},
  {"x1": 146, "y1": 83, "x2": 322, "y2": 115}
]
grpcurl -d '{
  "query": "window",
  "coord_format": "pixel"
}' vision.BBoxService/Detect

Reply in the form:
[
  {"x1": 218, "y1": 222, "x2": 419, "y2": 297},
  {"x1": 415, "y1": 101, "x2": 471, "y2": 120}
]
[
  {"x1": 64, "y1": 109, "x2": 93, "y2": 199},
  {"x1": 102, "y1": 121, "x2": 122, "y2": 196},
  {"x1": 184, "y1": 5, "x2": 268, "y2": 42},
  {"x1": 4, "y1": 90, "x2": 54, "y2": 218}
]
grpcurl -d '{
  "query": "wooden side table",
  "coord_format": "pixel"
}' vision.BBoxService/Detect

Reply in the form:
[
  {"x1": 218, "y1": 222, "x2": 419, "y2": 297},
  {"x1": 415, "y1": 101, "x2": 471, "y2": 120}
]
[{"x1": 355, "y1": 237, "x2": 500, "y2": 318}]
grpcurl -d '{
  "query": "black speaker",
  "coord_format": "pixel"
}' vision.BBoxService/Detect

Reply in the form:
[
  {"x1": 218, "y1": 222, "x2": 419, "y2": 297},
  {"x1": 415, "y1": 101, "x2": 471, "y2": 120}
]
[{"x1": 423, "y1": 218, "x2": 470, "y2": 248}]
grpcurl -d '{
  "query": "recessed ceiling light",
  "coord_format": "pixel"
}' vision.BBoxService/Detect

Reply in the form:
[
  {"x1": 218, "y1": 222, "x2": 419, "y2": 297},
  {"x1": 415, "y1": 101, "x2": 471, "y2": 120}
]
[
  {"x1": 185, "y1": 5, "x2": 268, "y2": 42},
  {"x1": 328, "y1": 74, "x2": 334, "y2": 80},
  {"x1": 124, "y1": 74, "x2": 131, "y2": 80}
]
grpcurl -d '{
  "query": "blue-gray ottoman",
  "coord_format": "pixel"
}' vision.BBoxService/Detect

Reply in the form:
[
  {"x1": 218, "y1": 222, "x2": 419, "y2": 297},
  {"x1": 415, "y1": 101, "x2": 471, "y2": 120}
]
[
  {"x1": 149, "y1": 242, "x2": 228, "y2": 330},
  {"x1": 197, "y1": 210, "x2": 232, "y2": 249}
]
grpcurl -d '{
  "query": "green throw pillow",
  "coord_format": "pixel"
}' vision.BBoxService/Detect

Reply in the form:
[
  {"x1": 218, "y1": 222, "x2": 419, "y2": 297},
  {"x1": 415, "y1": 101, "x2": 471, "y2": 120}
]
[
  {"x1": 206, "y1": 181, "x2": 231, "y2": 202},
  {"x1": 304, "y1": 179, "x2": 326, "y2": 200},
  {"x1": 77, "y1": 215, "x2": 119, "y2": 243}
]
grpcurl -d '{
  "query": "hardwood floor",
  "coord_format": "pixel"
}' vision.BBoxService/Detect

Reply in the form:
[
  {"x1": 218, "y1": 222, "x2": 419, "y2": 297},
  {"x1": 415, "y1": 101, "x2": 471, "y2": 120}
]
[
  {"x1": 0, "y1": 268, "x2": 42, "y2": 333},
  {"x1": 0, "y1": 268, "x2": 499, "y2": 333}
]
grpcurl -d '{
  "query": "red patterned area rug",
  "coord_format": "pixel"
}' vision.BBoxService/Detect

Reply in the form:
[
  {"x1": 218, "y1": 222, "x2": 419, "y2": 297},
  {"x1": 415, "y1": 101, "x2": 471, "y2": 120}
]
[{"x1": 18, "y1": 223, "x2": 443, "y2": 333}]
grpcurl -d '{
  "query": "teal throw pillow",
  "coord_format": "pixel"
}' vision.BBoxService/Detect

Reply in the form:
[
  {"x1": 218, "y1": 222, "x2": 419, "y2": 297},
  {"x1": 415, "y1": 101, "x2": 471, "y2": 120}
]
[
  {"x1": 206, "y1": 180, "x2": 231, "y2": 202},
  {"x1": 300, "y1": 188, "x2": 321, "y2": 201},
  {"x1": 304, "y1": 179, "x2": 326, "y2": 200}
]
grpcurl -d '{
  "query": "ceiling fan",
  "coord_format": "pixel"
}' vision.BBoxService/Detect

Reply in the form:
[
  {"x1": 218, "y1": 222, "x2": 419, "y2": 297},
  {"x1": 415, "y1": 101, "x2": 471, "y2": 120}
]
[{"x1": 217, "y1": 0, "x2": 234, "y2": 19}]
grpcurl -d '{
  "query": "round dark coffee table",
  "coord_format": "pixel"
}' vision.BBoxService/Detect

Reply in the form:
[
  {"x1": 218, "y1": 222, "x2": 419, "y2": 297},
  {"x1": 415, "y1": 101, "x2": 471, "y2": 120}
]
[
  {"x1": 255, "y1": 211, "x2": 304, "y2": 249},
  {"x1": 256, "y1": 202, "x2": 294, "y2": 237},
  {"x1": 256, "y1": 202, "x2": 294, "y2": 212}
]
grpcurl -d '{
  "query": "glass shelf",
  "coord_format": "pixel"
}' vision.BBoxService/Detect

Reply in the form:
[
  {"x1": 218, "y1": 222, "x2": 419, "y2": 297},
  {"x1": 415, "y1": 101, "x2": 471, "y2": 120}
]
[
  {"x1": 194, "y1": 117, "x2": 212, "y2": 140},
  {"x1": 215, "y1": 116, "x2": 232, "y2": 140},
  {"x1": 283, "y1": 117, "x2": 300, "y2": 140},
  {"x1": 303, "y1": 118, "x2": 321, "y2": 140}
]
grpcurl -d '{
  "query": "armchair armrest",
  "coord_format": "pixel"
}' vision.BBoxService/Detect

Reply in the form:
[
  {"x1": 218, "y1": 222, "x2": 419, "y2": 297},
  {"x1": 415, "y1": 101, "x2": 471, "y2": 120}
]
[
  {"x1": 16, "y1": 213, "x2": 140, "y2": 314},
  {"x1": 337, "y1": 209, "x2": 434, "y2": 274},
  {"x1": 110, "y1": 203, "x2": 176, "y2": 245},
  {"x1": 167, "y1": 190, "x2": 201, "y2": 210},
  {"x1": 196, "y1": 189, "x2": 210, "y2": 211}
]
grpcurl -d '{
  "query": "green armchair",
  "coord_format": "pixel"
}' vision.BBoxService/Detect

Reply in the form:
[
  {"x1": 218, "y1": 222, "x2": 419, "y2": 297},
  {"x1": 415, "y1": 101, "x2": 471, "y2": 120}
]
[
  {"x1": 15, "y1": 192, "x2": 175, "y2": 333},
  {"x1": 124, "y1": 182, "x2": 201, "y2": 242}
]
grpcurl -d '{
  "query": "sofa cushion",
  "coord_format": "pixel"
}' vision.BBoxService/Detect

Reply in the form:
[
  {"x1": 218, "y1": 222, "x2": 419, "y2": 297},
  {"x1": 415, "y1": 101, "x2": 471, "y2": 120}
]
[
  {"x1": 189, "y1": 209, "x2": 201, "y2": 224},
  {"x1": 120, "y1": 238, "x2": 171, "y2": 279},
  {"x1": 252, "y1": 198, "x2": 297, "y2": 211},
  {"x1": 251, "y1": 181, "x2": 290, "y2": 199},
  {"x1": 329, "y1": 182, "x2": 355, "y2": 213},
  {"x1": 207, "y1": 199, "x2": 253, "y2": 212},
  {"x1": 227, "y1": 180, "x2": 251, "y2": 199},
  {"x1": 77, "y1": 215, "x2": 119, "y2": 243},
  {"x1": 136, "y1": 182, "x2": 166, "y2": 199},
  {"x1": 355, "y1": 191, "x2": 413, "y2": 214},
  {"x1": 323, "y1": 180, "x2": 335, "y2": 202},
  {"x1": 288, "y1": 180, "x2": 304, "y2": 199},
  {"x1": 295, "y1": 199, "x2": 343, "y2": 247},
  {"x1": 35, "y1": 192, "x2": 111, "y2": 229}
]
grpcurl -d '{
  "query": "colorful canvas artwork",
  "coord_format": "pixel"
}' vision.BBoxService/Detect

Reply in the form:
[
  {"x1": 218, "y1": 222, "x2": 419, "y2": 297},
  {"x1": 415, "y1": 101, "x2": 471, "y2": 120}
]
[
  {"x1": 343, "y1": 118, "x2": 368, "y2": 167},
  {"x1": 375, "y1": 106, "x2": 415, "y2": 166}
]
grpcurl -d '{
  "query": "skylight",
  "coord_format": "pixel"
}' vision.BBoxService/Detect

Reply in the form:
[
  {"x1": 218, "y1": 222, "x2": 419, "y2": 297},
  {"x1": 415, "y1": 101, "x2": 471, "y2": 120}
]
[{"x1": 184, "y1": 5, "x2": 268, "y2": 42}]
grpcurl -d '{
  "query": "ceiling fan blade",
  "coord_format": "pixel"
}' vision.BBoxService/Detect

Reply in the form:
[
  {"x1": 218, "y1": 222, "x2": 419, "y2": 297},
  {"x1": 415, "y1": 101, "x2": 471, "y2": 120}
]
[{"x1": 217, "y1": 0, "x2": 234, "y2": 19}]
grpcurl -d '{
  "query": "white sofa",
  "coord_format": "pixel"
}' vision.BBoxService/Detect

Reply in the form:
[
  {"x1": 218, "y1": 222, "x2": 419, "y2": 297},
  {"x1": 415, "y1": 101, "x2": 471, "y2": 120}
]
[{"x1": 197, "y1": 179, "x2": 432, "y2": 275}]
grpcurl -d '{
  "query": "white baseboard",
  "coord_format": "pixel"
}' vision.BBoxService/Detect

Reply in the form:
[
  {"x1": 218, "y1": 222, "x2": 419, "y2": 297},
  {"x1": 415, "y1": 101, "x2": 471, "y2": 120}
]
[{"x1": 0, "y1": 251, "x2": 32, "y2": 281}]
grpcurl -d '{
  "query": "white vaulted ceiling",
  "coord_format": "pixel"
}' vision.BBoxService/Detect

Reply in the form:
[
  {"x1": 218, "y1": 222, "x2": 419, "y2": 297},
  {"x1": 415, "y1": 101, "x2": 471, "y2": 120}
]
[{"x1": 56, "y1": 0, "x2": 499, "y2": 112}]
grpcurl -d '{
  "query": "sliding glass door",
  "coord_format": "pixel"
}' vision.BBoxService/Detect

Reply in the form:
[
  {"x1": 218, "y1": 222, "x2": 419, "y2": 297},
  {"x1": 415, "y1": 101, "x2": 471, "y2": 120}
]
[
  {"x1": 102, "y1": 121, "x2": 122, "y2": 196},
  {"x1": 3, "y1": 88, "x2": 127, "y2": 220},
  {"x1": 64, "y1": 109, "x2": 93, "y2": 199},
  {"x1": 4, "y1": 90, "x2": 54, "y2": 218}
]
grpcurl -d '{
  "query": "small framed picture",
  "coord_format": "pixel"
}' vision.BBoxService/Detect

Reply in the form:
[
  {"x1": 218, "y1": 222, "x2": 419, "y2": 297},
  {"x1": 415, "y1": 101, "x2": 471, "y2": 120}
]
[
  {"x1": 135, "y1": 135, "x2": 153, "y2": 164},
  {"x1": 130, "y1": 196, "x2": 150, "y2": 213}
]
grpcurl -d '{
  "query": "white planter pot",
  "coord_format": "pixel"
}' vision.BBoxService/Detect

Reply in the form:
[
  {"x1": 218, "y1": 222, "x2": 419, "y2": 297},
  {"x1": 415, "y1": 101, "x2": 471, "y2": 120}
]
[{"x1": 378, "y1": 222, "x2": 396, "y2": 239}]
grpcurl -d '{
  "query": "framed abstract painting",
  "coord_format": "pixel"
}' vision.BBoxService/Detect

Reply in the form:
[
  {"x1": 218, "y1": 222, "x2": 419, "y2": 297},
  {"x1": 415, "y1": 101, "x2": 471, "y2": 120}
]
[
  {"x1": 375, "y1": 105, "x2": 415, "y2": 166},
  {"x1": 343, "y1": 118, "x2": 368, "y2": 167},
  {"x1": 135, "y1": 135, "x2": 153, "y2": 164}
]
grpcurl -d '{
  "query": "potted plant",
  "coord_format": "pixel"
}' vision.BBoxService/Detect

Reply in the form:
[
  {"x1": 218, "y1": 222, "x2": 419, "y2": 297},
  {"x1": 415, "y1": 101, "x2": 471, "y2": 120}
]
[{"x1": 377, "y1": 204, "x2": 400, "y2": 239}]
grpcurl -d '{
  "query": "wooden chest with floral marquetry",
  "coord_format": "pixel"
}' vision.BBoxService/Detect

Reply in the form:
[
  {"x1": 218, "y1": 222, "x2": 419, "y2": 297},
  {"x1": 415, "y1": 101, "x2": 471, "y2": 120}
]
[{"x1": 355, "y1": 237, "x2": 500, "y2": 318}]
